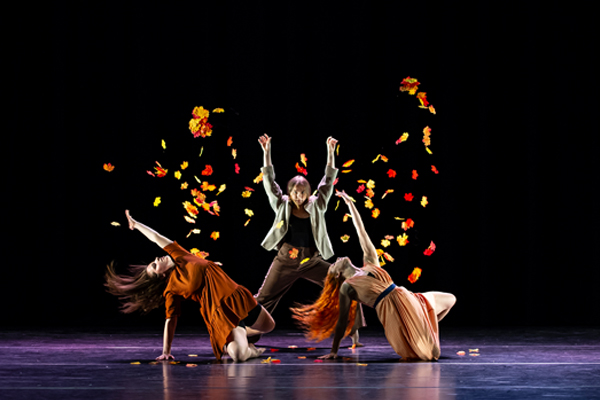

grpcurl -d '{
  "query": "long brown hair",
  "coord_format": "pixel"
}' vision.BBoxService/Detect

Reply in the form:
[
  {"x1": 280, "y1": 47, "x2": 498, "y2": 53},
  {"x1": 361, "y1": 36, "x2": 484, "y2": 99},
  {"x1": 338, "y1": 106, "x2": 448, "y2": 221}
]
[
  {"x1": 290, "y1": 273, "x2": 358, "y2": 342},
  {"x1": 104, "y1": 262, "x2": 167, "y2": 314}
]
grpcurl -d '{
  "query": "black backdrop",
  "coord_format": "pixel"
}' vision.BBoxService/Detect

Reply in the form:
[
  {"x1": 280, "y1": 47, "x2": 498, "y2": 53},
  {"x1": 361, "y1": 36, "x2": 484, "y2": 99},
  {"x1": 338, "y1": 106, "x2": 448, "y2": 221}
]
[{"x1": 6, "y1": 2, "x2": 598, "y2": 329}]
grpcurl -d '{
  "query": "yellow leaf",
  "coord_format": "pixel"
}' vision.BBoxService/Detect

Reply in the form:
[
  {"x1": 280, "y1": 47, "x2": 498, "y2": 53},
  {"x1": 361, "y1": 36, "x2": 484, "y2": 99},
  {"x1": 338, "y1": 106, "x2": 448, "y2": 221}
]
[
  {"x1": 276, "y1": 220, "x2": 285, "y2": 229},
  {"x1": 180, "y1": 182, "x2": 188, "y2": 189},
  {"x1": 217, "y1": 184, "x2": 226, "y2": 195},
  {"x1": 342, "y1": 159, "x2": 355, "y2": 167},
  {"x1": 244, "y1": 209, "x2": 254, "y2": 217},
  {"x1": 184, "y1": 216, "x2": 196, "y2": 224},
  {"x1": 253, "y1": 172, "x2": 264, "y2": 184},
  {"x1": 335, "y1": 199, "x2": 340, "y2": 211},
  {"x1": 232, "y1": 149, "x2": 237, "y2": 159},
  {"x1": 110, "y1": 222, "x2": 121, "y2": 227},
  {"x1": 381, "y1": 239, "x2": 390, "y2": 247},
  {"x1": 340, "y1": 234, "x2": 350, "y2": 243},
  {"x1": 366, "y1": 180, "x2": 375, "y2": 189},
  {"x1": 342, "y1": 169, "x2": 352, "y2": 173},
  {"x1": 421, "y1": 196, "x2": 428, "y2": 207},
  {"x1": 174, "y1": 171, "x2": 182, "y2": 180},
  {"x1": 244, "y1": 219, "x2": 251, "y2": 226},
  {"x1": 336, "y1": 144, "x2": 340, "y2": 156},
  {"x1": 372, "y1": 154, "x2": 381, "y2": 163},
  {"x1": 212, "y1": 108, "x2": 225, "y2": 113},
  {"x1": 425, "y1": 146, "x2": 432, "y2": 154},
  {"x1": 300, "y1": 258, "x2": 310, "y2": 264},
  {"x1": 242, "y1": 190, "x2": 252, "y2": 198},
  {"x1": 161, "y1": 140, "x2": 166, "y2": 150},
  {"x1": 181, "y1": 161, "x2": 189, "y2": 170},
  {"x1": 130, "y1": 362, "x2": 141, "y2": 365},
  {"x1": 153, "y1": 197, "x2": 161, "y2": 207},
  {"x1": 199, "y1": 146, "x2": 203, "y2": 157}
]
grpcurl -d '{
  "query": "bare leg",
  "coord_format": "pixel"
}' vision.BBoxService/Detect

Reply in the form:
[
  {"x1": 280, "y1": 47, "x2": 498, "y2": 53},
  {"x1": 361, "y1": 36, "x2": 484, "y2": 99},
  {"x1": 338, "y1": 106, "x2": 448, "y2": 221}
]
[
  {"x1": 422, "y1": 292, "x2": 456, "y2": 322},
  {"x1": 245, "y1": 306, "x2": 275, "y2": 337},
  {"x1": 226, "y1": 327, "x2": 265, "y2": 362}
]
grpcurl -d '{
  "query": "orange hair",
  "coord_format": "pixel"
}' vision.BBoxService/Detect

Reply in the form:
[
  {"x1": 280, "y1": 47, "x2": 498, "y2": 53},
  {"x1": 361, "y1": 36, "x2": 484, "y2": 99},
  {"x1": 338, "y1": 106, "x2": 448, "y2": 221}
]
[{"x1": 290, "y1": 273, "x2": 358, "y2": 342}]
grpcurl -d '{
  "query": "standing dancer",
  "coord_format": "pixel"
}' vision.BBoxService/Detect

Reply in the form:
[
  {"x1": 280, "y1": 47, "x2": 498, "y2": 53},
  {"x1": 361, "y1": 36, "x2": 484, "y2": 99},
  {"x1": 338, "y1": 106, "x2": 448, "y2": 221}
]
[
  {"x1": 105, "y1": 210, "x2": 275, "y2": 362},
  {"x1": 292, "y1": 191, "x2": 456, "y2": 360},
  {"x1": 255, "y1": 134, "x2": 364, "y2": 345}
]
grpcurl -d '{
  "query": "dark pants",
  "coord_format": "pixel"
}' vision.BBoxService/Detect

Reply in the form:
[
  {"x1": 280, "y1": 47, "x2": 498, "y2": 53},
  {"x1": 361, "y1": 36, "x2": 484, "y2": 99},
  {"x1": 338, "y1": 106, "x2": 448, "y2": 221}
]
[{"x1": 255, "y1": 243, "x2": 365, "y2": 329}]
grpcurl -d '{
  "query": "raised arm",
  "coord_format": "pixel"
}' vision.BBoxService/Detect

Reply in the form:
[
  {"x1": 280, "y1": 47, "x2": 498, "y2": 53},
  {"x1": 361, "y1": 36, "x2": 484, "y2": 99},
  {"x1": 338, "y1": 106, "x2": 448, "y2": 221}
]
[
  {"x1": 258, "y1": 134, "x2": 272, "y2": 167},
  {"x1": 336, "y1": 191, "x2": 379, "y2": 266},
  {"x1": 125, "y1": 210, "x2": 173, "y2": 249},
  {"x1": 326, "y1": 136, "x2": 337, "y2": 169}
]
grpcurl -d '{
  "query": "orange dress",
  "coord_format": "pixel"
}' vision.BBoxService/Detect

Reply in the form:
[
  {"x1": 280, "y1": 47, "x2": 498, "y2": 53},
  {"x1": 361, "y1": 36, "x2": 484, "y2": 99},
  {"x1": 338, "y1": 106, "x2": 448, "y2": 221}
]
[
  {"x1": 345, "y1": 263, "x2": 440, "y2": 361},
  {"x1": 163, "y1": 242, "x2": 258, "y2": 360}
]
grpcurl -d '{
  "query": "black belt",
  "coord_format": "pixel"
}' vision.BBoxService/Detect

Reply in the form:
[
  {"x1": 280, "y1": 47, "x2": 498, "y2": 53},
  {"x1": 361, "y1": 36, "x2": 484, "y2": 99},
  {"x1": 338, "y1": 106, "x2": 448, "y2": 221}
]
[{"x1": 373, "y1": 283, "x2": 397, "y2": 308}]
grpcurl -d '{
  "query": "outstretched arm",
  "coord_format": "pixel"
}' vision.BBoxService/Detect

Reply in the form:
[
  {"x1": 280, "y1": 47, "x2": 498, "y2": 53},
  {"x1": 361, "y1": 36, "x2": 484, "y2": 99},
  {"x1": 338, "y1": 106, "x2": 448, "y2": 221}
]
[
  {"x1": 326, "y1": 136, "x2": 337, "y2": 169},
  {"x1": 336, "y1": 191, "x2": 379, "y2": 266},
  {"x1": 125, "y1": 210, "x2": 173, "y2": 249},
  {"x1": 319, "y1": 283, "x2": 353, "y2": 359},
  {"x1": 156, "y1": 316, "x2": 178, "y2": 361},
  {"x1": 258, "y1": 134, "x2": 272, "y2": 167}
]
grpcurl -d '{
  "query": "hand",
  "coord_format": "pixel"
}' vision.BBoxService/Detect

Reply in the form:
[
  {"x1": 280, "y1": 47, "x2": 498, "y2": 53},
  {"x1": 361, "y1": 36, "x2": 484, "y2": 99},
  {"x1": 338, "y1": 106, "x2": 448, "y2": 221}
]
[
  {"x1": 258, "y1": 134, "x2": 271, "y2": 153},
  {"x1": 326, "y1": 136, "x2": 338, "y2": 154},
  {"x1": 335, "y1": 190, "x2": 353, "y2": 205},
  {"x1": 125, "y1": 210, "x2": 137, "y2": 230},
  {"x1": 318, "y1": 352, "x2": 338, "y2": 360},
  {"x1": 156, "y1": 353, "x2": 174, "y2": 361}
]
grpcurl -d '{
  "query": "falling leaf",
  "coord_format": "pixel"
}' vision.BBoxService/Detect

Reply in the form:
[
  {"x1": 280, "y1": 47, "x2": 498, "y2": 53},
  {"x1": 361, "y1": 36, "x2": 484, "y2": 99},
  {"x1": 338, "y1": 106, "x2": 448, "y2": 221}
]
[
  {"x1": 385, "y1": 235, "x2": 394, "y2": 240},
  {"x1": 342, "y1": 159, "x2": 355, "y2": 168},
  {"x1": 408, "y1": 267, "x2": 422, "y2": 284},
  {"x1": 103, "y1": 163, "x2": 115, "y2": 172},
  {"x1": 336, "y1": 144, "x2": 340, "y2": 156},
  {"x1": 244, "y1": 186, "x2": 255, "y2": 192},
  {"x1": 184, "y1": 216, "x2": 196, "y2": 224},
  {"x1": 199, "y1": 146, "x2": 204, "y2": 157},
  {"x1": 343, "y1": 213, "x2": 352, "y2": 222},
  {"x1": 201, "y1": 181, "x2": 217, "y2": 191},
  {"x1": 335, "y1": 200, "x2": 340, "y2": 210},
  {"x1": 396, "y1": 132, "x2": 409, "y2": 144},
  {"x1": 201, "y1": 165, "x2": 213, "y2": 176},
  {"x1": 235, "y1": 163, "x2": 240, "y2": 174},
  {"x1": 181, "y1": 161, "x2": 189, "y2": 170},
  {"x1": 146, "y1": 170, "x2": 155, "y2": 177},
  {"x1": 232, "y1": 149, "x2": 237, "y2": 159},
  {"x1": 154, "y1": 161, "x2": 168, "y2": 177},
  {"x1": 457, "y1": 351, "x2": 466, "y2": 356},
  {"x1": 342, "y1": 170, "x2": 352, "y2": 173},
  {"x1": 110, "y1": 222, "x2": 120, "y2": 227},
  {"x1": 174, "y1": 171, "x2": 182, "y2": 180},
  {"x1": 289, "y1": 248, "x2": 299, "y2": 259},
  {"x1": 421, "y1": 196, "x2": 428, "y2": 207},
  {"x1": 381, "y1": 239, "x2": 391, "y2": 248},
  {"x1": 423, "y1": 241, "x2": 436, "y2": 256},
  {"x1": 276, "y1": 220, "x2": 285, "y2": 229},
  {"x1": 397, "y1": 233, "x2": 409, "y2": 246},
  {"x1": 394, "y1": 217, "x2": 405, "y2": 220},
  {"x1": 154, "y1": 197, "x2": 161, "y2": 207},
  {"x1": 186, "y1": 229, "x2": 201, "y2": 238},
  {"x1": 382, "y1": 189, "x2": 394, "y2": 199},
  {"x1": 212, "y1": 108, "x2": 225, "y2": 113},
  {"x1": 417, "y1": 92, "x2": 429, "y2": 107},
  {"x1": 295, "y1": 163, "x2": 308, "y2": 176},
  {"x1": 383, "y1": 252, "x2": 394, "y2": 262},
  {"x1": 180, "y1": 182, "x2": 188, "y2": 190},
  {"x1": 412, "y1": 170, "x2": 418, "y2": 180},
  {"x1": 381, "y1": 155, "x2": 389, "y2": 162},
  {"x1": 356, "y1": 184, "x2": 365, "y2": 194},
  {"x1": 402, "y1": 219, "x2": 415, "y2": 231},
  {"x1": 300, "y1": 258, "x2": 310, "y2": 264},
  {"x1": 210, "y1": 231, "x2": 220, "y2": 240},
  {"x1": 404, "y1": 193, "x2": 414, "y2": 202},
  {"x1": 253, "y1": 172, "x2": 264, "y2": 184},
  {"x1": 183, "y1": 201, "x2": 199, "y2": 218},
  {"x1": 300, "y1": 153, "x2": 308, "y2": 167},
  {"x1": 227, "y1": 136, "x2": 233, "y2": 146},
  {"x1": 423, "y1": 126, "x2": 431, "y2": 146},
  {"x1": 217, "y1": 184, "x2": 226, "y2": 195},
  {"x1": 244, "y1": 219, "x2": 251, "y2": 226},
  {"x1": 365, "y1": 189, "x2": 375, "y2": 199},
  {"x1": 242, "y1": 190, "x2": 252, "y2": 198},
  {"x1": 161, "y1": 139, "x2": 166, "y2": 150},
  {"x1": 399, "y1": 76, "x2": 420, "y2": 94},
  {"x1": 366, "y1": 180, "x2": 375, "y2": 189},
  {"x1": 340, "y1": 234, "x2": 350, "y2": 243},
  {"x1": 372, "y1": 208, "x2": 381, "y2": 218},
  {"x1": 387, "y1": 169, "x2": 397, "y2": 178},
  {"x1": 244, "y1": 209, "x2": 254, "y2": 217},
  {"x1": 209, "y1": 201, "x2": 220, "y2": 216},
  {"x1": 372, "y1": 154, "x2": 381, "y2": 163},
  {"x1": 425, "y1": 147, "x2": 433, "y2": 155},
  {"x1": 364, "y1": 198, "x2": 374, "y2": 209}
]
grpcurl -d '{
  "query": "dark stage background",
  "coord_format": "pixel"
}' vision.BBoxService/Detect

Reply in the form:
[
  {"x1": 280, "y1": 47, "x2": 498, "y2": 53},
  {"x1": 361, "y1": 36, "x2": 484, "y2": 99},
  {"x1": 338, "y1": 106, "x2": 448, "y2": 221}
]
[{"x1": 6, "y1": 2, "x2": 598, "y2": 330}]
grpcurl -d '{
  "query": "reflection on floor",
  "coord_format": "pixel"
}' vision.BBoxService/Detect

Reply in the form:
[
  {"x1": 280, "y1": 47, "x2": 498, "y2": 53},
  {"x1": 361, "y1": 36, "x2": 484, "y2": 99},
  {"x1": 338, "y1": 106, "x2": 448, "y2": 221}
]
[{"x1": 1, "y1": 326, "x2": 599, "y2": 399}]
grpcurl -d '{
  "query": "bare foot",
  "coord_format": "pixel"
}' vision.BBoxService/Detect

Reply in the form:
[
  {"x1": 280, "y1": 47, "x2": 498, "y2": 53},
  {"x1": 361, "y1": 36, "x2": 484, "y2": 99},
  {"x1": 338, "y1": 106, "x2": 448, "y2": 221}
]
[
  {"x1": 350, "y1": 331, "x2": 364, "y2": 347},
  {"x1": 247, "y1": 344, "x2": 266, "y2": 359}
]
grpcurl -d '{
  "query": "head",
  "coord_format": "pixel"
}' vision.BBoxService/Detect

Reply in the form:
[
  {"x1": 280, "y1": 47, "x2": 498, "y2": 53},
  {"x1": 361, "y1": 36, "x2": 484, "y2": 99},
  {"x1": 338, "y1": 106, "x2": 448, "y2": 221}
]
[
  {"x1": 328, "y1": 257, "x2": 355, "y2": 279},
  {"x1": 287, "y1": 176, "x2": 311, "y2": 208},
  {"x1": 105, "y1": 261, "x2": 169, "y2": 314},
  {"x1": 146, "y1": 255, "x2": 175, "y2": 278},
  {"x1": 290, "y1": 271, "x2": 358, "y2": 342}
]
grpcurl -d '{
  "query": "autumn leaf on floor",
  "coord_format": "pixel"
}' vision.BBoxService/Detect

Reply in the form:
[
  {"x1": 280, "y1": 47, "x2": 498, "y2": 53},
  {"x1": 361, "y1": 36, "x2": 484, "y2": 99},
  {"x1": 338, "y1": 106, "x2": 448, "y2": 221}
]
[
  {"x1": 400, "y1": 77, "x2": 420, "y2": 94},
  {"x1": 402, "y1": 218, "x2": 415, "y2": 231},
  {"x1": 154, "y1": 197, "x2": 161, "y2": 207},
  {"x1": 397, "y1": 233, "x2": 409, "y2": 246},
  {"x1": 103, "y1": 163, "x2": 115, "y2": 172},
  {"x1": 404, "y1": 193, "x2": 414, "y2": 201},
  {"x1": 295, "y1": 162, "x2": 307, "y2": 176},
  {"x1": 210, "y1": 231, "x2": 220, "y2": 240},
  {"x1": 341, "y1": 234, "x2": 350, "y2": 243},
  {"x1": 289, "y1": 248, "x2": 299, "y2": 259},
  {"x1": 408, "y1": 267, "x2": 422, "y2": 284},
  {"x1": 201, "y1": 165, "x2": 213, "y2": 176},
  {"x1": 423, "y1": 241, "x2": 436, "y2": 256},
  {"x1": 396, "y1": 132, "x2": 409, "y2": 144},
  {"x1": 421, "y1": 196, "x2": 428, "y2": 207}
]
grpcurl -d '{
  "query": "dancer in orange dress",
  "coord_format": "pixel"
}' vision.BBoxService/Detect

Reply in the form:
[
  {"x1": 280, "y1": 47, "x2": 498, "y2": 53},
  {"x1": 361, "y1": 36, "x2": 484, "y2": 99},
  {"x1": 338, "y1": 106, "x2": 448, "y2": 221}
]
[
  {"x1": 105, "y1": 210, "x2": 275, "y2": 362},
  {"x1": 292, "y1": 191, "x2": 456, "y2": 361}
]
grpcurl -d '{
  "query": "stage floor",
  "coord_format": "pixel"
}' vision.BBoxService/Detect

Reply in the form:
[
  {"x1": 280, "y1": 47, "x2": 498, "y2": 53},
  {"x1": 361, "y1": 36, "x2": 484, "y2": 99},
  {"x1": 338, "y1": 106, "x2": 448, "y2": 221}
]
[{"x1": 1, "y1": 326, "x2": 599, "y2": 399}]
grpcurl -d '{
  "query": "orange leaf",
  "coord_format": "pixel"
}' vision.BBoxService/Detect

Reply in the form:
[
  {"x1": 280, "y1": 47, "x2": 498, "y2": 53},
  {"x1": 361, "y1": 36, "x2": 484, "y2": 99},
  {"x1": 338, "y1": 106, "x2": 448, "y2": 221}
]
[
  {"x1": 365, "y1": 188, "x2": 375, "y2": 198},
  {"x1": 154, "y1": 161, "x2": 168, "y2": 177},
  {"x1": 201, "y1": 165, "x2": 213, "y2": 176},
  {"x1": 402, "y1": 218, "x2": 414, "y2": 231},
  {"x1": 103, "y1": 163, "x2": 115, "y2": 172},
  {"x1": 412, "y1": 170, "x2": 418, "y2": 180},
  {"x1": 241, "y1": 190, "x2": 252, "y2": 198},
  {"x1": 399, "y1": 77, "x2": 420, "y2": 94},
  {"x1": 342, "y1": 159, "x2": 355, "y2": 167},
  {"x1": 397, "y1": 233, "x2": 409, "y2": 246},
  {"x1": 210, "y1": 231, "x2": 220, "y2": 240},
  {"x1": 201, "y1": 181, "x2": 216, "y2": 191},
  {"x1": 253, "y1": 172, "x2": 264, "y2": 184},
  {"x1": 383, "y1": 252, "x2": 394, "y2": 262},
  {"x1": 396, "y1": 132, "x2": 409, "y2": 144},
  {"x1": 289, "y1": 248, "x2": 299, "y2": 259},
  {"x1": 342, "y1": 169, "x2": 352, "y2": 173},
  {"x1": 300, "y1": 153, "x2": 308, "y2": 167},
  {"x1": 183, "y1": 201, "x2": 199, "y2": 218},
  {"x1": 295, "y1": 163, "x2": 307, "y2": 176},
  {"x1": 429, "y1": 105, "x2": 436, "y2": 114},
  {"x1": 340, "y1": 234, "x2": 350, "y2": 243},
  {"x1": 364, "y1": 199, "x2": 374, "y2": 209},
  {"x1": 431, "y1": 165, "x2": 439, "y2": 174},
  {"x1": 407, "y1": 267, "x2": 422, "y2": 284},
  {"x1": 227, "y1": 136, "x2": 233, "y2": 146},
  {"x1": 382, "y1": 189, "x2": 394, "y2": 199},
  {"x1": 372, "y1": 208, "x2": 380, "y2": 218}
]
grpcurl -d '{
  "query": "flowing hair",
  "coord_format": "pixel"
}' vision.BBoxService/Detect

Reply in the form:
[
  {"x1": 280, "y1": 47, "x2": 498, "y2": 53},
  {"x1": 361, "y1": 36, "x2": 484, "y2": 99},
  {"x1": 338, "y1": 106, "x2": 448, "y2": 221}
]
[
  {"x1": 104, "y1": 261, "x2": 167, "y2": 314},
  {"x1": 290, "y1": 273, "x2": 358, "y2": 342}
]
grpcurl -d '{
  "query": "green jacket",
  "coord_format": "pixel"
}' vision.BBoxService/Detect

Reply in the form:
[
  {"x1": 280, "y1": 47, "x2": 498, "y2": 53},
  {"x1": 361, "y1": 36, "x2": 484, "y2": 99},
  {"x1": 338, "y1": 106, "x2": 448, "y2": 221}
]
[{"x1": 260, "y1": 165, "x2": 338, "y2": 260}]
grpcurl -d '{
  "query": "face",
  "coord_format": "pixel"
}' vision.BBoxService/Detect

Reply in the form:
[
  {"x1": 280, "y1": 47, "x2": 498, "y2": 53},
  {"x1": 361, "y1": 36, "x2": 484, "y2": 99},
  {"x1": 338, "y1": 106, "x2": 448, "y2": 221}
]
[
  {"x1": 328, "y1": 257, "x2": 350, "y2": 277},
  {"x1": 290, "y1": 184, "x2": 308, "y2": 207},
  {"x1": 146, "y1": 255, "x2": 173, "y2": 278}
]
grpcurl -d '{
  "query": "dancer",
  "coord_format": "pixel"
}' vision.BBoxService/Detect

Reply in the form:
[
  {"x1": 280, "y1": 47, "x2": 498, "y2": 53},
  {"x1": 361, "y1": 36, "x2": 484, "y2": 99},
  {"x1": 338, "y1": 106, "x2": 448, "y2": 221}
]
[
  {"x1": 105, "y1": 210, "x2": 275, "y2": 362},
  {"x1": 255, "y1": 134, "x2": 364, "y2": 345},
  {"x1": 292, "y1": 191, "x2": 456, "y2": 361}
]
